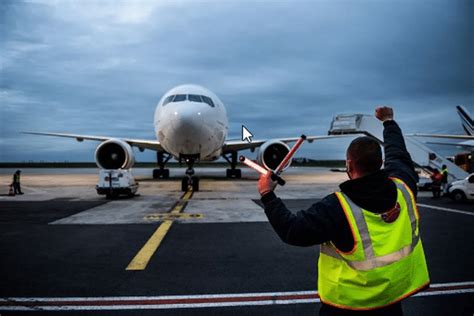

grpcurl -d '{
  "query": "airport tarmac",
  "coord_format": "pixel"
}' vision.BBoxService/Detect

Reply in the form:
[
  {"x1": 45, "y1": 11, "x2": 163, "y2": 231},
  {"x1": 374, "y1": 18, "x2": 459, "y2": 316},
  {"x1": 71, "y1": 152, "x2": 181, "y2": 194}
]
[{"x1": 0, "y1": 167, "x2": 473, "y2": 315}]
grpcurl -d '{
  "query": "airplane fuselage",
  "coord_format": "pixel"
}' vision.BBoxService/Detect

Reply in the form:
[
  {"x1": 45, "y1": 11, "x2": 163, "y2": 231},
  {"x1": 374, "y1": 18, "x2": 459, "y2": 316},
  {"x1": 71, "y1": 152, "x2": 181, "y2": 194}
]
[{"x1": 154, "y1": 84, "x2": 228, "y2": 161}]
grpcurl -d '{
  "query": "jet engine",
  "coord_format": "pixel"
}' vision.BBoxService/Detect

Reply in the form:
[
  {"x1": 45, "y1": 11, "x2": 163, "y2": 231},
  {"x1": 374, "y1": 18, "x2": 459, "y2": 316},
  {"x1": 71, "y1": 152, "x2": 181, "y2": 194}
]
[
  {"x1": 257, "y1": 140, "x2": 291, "y2": 171},
  {"x1": 95, "y1": 139, "x2": 135, "y2": 169}
]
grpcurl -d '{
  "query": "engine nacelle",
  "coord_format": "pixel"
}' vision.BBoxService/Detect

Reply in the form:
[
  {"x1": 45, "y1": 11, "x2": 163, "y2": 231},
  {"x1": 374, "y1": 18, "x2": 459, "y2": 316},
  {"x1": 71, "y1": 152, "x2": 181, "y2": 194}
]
[
  {"x1": 95, "y1": 139, "x2": 135, "y2": 170},
  {"x1": 257, "y1": 140, "x2": 291, "y2": 171}
]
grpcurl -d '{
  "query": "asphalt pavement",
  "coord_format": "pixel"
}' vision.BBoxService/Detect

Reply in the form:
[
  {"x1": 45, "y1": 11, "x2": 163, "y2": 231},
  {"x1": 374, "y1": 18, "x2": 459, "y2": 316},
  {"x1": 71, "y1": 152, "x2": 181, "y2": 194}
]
[{"x1": 0, "y1": 170, "x2": 473, "y2": 315}]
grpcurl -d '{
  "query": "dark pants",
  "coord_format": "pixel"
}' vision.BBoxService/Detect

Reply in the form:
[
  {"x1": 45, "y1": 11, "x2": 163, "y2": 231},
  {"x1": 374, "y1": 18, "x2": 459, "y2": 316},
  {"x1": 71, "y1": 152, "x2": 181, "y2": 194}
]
[
  {"x1": 319, "y1": 302, "x2": 403, "y2": 316},
  {"x1": 432, "y1": 185, "x2": 441, "y2": 198},
  {"x1": 12, "y1": 183, "x2": 22, "y2": 194}
]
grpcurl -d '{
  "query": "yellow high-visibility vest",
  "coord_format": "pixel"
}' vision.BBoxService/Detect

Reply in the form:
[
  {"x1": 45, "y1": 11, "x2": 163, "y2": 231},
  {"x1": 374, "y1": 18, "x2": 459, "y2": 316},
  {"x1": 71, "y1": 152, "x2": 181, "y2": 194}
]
[{"x1": 318, "y1": 177, "x2": 430, "y2": 310}]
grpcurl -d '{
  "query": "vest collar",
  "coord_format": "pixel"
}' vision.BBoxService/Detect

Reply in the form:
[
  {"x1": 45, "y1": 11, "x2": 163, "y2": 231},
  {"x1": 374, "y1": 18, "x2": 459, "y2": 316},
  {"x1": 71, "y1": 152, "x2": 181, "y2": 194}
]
[{"x1": 339, "y1": 170, "x2": 397, "y2": 213}]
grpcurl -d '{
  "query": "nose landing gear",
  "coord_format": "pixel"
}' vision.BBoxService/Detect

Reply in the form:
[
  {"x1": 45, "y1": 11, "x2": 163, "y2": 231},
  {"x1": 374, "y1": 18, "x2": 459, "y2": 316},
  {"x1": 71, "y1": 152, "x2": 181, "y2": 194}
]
[{"x1": 181, "y1": 157, "x2": 199, "y2": 192}]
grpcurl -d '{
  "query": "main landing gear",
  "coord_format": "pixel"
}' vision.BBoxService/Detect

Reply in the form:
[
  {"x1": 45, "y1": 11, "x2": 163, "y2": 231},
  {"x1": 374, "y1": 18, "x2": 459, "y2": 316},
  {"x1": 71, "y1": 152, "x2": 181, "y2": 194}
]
[
  {"x1": 153, "y1": 152, "x2": 171, "y2": 179},
  {"x1": 181, "y1": 158, "x2": 199, "y2": 192},
  {"x1": 223, "y1": 151, "x2": 242, "y2": 178}
]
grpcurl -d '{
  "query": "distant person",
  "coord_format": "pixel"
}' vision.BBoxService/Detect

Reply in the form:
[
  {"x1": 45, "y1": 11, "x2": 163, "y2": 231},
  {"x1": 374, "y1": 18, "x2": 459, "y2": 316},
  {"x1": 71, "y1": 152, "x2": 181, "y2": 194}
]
[
  {"x1": 258, "y1": 106, "x2": 429, "y2": 315},
  {"x1": 440, "y1": 164, "x2": 448, "y2": 196},
  {"x1": 8, "y1": 184, "x2": 15, "y2": 196},
  {"x1": 12, "y1": 170, "x2": 24, "y2": 195},
  {"x1": 430, "y1": 169, "x2": 442, "y2": 198}
]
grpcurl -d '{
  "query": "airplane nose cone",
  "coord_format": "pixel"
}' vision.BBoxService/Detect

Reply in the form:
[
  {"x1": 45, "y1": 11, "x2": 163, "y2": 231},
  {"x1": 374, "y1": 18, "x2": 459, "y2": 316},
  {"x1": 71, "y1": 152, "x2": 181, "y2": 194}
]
[
  {"x1": 174, "y1": 110, "x2": 203, "y2": 134},
  {"x1": 157, "y1": 101, "x2": 218, "y2": 157},
  {"x1": 171, "y1": 106, "x2": 212, "y2": 155}
]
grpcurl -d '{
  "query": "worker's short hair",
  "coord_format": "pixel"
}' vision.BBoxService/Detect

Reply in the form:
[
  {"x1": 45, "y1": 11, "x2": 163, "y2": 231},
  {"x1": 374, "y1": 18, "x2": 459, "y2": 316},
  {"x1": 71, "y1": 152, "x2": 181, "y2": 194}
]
[{"x1": 346, "y1": 136, "x2": 382, "y2": 175}]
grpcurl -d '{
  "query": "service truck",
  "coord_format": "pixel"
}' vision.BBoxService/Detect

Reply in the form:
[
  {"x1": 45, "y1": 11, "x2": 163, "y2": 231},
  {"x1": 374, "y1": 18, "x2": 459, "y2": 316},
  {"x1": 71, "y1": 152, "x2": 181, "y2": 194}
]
[
  {"x1": 96, "y1": 169, "x2": 139, "y2": 199},
  {"x1": 448, "y1": 173, "x2": 474, "y2": 201}
]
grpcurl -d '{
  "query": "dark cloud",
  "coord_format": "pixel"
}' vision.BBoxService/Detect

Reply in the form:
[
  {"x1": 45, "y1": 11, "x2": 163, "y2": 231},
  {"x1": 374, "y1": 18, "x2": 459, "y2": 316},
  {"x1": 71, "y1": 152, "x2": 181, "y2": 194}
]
[{"x1": 0, "y1": 0, "x2": 472, "y2": 162}]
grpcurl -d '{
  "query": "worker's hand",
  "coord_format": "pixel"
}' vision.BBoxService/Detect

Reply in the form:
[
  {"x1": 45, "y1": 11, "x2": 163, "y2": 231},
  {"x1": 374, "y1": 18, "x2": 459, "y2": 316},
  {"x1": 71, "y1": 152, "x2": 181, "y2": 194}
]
[
  {"x1": 375, "y1": 106, "x2": 394, "y2": 122},
  {"x1": 258, "y1": 172, "x2": 277, "y2": 196}
]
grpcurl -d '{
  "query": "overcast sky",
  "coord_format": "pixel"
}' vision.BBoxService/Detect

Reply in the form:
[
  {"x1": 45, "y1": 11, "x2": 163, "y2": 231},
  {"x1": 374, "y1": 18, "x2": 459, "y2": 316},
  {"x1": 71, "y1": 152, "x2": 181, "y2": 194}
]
[{"x1": 1, "y1": 0, "x2": 472, "y2": 162}]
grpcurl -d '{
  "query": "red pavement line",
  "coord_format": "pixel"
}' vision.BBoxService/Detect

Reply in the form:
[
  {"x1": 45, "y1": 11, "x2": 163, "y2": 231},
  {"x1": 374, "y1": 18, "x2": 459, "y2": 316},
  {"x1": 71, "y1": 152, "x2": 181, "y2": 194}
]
[
  {"x1": 1, "y1": 294, "x2": 318, "y2": 307},
  {"x1": 1, "y1": 283, "x2": 473, "y2": 308}
]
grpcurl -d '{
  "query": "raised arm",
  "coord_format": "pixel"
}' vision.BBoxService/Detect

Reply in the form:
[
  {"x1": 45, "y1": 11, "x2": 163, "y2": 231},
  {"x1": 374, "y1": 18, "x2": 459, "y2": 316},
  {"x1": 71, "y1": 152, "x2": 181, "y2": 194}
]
[{"x1": 375, "y1": 106, "x2": 419, "y2": 196}]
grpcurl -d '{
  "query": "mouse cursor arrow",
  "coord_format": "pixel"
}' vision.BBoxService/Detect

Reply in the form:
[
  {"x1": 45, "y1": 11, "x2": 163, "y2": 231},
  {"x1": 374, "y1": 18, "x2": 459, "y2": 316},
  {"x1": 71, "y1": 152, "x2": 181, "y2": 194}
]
[{"x1": 242, "y1": 125, "x2": 253, "y2": 143}]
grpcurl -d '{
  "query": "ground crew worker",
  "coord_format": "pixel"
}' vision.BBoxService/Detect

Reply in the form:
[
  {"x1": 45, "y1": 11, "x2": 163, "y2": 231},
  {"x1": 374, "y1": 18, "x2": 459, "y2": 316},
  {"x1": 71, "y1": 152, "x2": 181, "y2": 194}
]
[
  {"x1": 440, "y1": 164, "x2": 448, "y2": 196},
  {"x1": 258, "y1": 106, "x2": 429, "y2": 315},
  {"x1": 12, "y1": 170, "x2": 24, "y2": 195},
  {"x1": 430, "y1": 169, "x2": 442, "y2": 198}
]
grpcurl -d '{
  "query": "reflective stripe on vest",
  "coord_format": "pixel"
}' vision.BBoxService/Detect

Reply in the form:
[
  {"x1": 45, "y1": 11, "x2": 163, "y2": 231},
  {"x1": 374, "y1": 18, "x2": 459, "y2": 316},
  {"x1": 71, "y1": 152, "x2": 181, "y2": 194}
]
[{"x1": 320, "y1": 180, "x2": 418, "y2": 271}]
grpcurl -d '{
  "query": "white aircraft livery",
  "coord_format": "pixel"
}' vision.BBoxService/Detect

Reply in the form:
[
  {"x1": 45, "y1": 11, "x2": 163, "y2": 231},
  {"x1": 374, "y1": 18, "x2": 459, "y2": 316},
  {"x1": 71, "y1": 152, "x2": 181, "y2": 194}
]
[
  {"x1": 25, "y1": 84, "x2": 338, "y2": 191},
  {"x1": 154, "y1": 85, "x2": 228, "y2": 162}
]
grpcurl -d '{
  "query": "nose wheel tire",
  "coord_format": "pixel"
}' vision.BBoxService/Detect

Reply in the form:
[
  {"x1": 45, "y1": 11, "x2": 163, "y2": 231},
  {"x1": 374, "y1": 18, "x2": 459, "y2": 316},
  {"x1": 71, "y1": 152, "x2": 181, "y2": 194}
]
[
  {"x1": 182, "y1": 176, "x2": 200, "y2": 192},
  {"x1": 181, "y1": 177, "x2": 188, "y2": 192},
  {"x1": 191, "y1": 176, "x2": 199, "y2": 191}
]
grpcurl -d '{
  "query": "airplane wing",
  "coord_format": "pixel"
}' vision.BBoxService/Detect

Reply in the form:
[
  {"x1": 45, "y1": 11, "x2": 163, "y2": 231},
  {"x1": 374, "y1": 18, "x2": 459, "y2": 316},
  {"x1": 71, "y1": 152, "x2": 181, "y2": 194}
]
[
  {"x1": 23, "y1": 131, "x2": 359, "y2": 154},
  {"x1": 409, "y1": 133, "x2": 474, "y2": 140},
  {"x1": 424, "y1": 140, "x2": 474, "y2": 149},
  {"x1": 222, "y1": 134, "x2": 356, "y2": 153},
  {"x1": 22, "y1": 131, "x2": 164, "y2": 151}
]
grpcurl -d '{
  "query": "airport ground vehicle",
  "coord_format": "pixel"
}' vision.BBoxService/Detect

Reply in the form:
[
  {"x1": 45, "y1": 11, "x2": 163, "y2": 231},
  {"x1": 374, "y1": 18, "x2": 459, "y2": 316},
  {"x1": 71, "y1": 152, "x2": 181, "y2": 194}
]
[
  {"x1": 417, "y1": 177, "x2": 433, "y2": 191},
  {"x1": 96, "y1": 169, "x2": 138, "y2": 199},
  {"x1": 448, "y1": 173, "x2": 474, "y2": 201}
]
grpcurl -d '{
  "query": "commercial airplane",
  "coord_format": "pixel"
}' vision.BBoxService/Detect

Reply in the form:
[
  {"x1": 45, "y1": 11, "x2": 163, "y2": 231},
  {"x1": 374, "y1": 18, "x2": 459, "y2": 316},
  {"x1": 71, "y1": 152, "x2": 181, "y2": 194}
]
[
  {"x1": 24, "y1": 84, "x2": 341, "y2": 191},
  {"x1": 411, "y1": 105, "x2": 473, "y2": 150}
]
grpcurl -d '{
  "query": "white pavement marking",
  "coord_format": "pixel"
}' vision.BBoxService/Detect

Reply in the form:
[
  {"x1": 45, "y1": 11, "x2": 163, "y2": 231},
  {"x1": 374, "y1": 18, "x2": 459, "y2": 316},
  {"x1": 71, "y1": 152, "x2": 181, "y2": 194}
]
[
  {"x1": 1, "y1": 281, "x2": 473, "y2": 311},
  {"x1": 183, "y1": 199, "x2": 267, "y2": 223},
  {"x1": 418, "y1": 203, "x2": 474, "y2": 216}
]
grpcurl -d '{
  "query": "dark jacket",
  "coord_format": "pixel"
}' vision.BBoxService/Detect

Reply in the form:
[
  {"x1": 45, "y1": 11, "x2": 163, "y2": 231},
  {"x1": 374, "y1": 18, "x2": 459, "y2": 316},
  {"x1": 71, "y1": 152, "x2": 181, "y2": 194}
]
[
  {"x1": 261, "y1": 120, "x2": 419, "y2": 252},
  {"x1": 13, "y1": 173, "x2": 20, "y2": 184},
  {"x1": 441, "y1": 169, "x2": 448, "y2": 183}
]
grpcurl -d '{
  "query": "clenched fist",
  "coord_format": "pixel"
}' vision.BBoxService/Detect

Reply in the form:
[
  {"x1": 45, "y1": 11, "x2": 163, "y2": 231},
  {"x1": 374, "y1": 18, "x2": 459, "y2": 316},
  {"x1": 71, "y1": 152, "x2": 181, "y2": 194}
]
[
  {"x1": 375, "y1": 106, "x2": 394, "y2": 122},
  {"x1": 258, "y1": 172, "x2": 277, "y2": 196}
]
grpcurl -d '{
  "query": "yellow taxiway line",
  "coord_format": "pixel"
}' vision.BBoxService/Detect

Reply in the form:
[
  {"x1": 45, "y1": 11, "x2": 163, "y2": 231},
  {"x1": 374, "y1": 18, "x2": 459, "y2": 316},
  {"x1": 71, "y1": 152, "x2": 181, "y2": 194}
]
[{"x1": 126, "y1": 189, "x2": 193, "y2": 271}]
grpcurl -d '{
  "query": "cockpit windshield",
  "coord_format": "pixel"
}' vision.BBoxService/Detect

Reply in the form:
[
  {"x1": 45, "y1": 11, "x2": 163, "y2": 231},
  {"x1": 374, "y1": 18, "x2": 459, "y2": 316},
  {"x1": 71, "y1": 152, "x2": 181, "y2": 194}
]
[
  {"x1": 201, "y1": 96, "x2": 215, "y2": 107},
  {"x1": 188, "y1": 94, "x2": 202, "y2": 102},
  {"x1": 173, "y1": 94, "x2": 187, "y2": 102},
  {"x1": 163, "y1": 94, "x2": 215, "y2": 107},
  {"x1": 162, "y1": 95, "x2": 174, "y2": 106}
]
